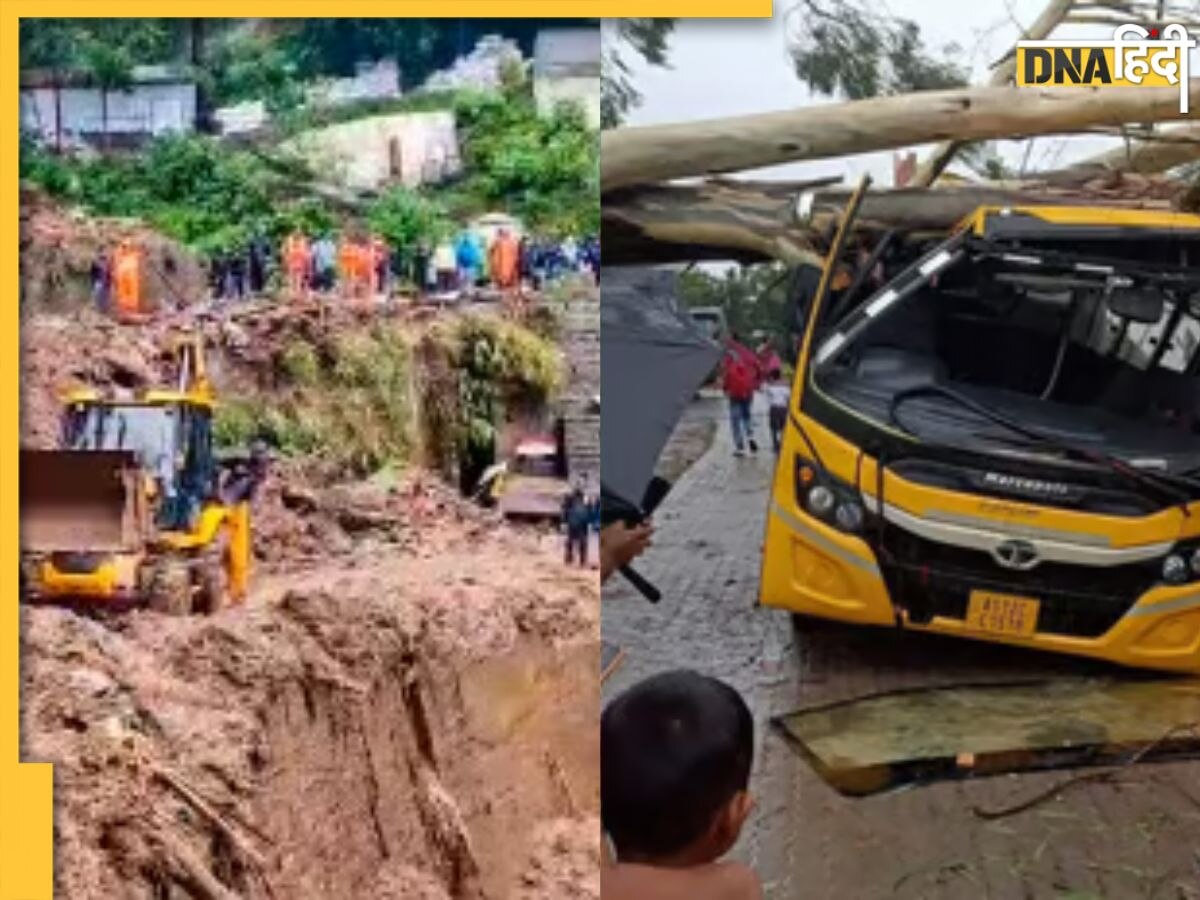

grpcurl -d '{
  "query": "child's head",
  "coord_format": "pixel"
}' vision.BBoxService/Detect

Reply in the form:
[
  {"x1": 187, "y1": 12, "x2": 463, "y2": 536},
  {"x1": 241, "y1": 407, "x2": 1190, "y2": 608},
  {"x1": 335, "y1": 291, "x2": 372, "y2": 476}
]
[
  {"x1": 601, "y1": 670, "x2": 754, "y2": 866},
  {"x1": 768, "y1": 368, "x2": 781, "y2": 382}
]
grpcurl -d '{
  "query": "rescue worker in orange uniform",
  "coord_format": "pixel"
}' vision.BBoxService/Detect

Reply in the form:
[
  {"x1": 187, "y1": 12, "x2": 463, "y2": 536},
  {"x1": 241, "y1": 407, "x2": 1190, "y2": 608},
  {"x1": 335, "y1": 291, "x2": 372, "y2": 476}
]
[
  {"x1": 282, "y1": 230, "x2": 312, "y2": 300},
  {"x1": 489, "y1": 228, "x2": 520, "y2": 291},
  {"x1": 112, "y1": 239, "x2": 142, "y2": 318},
  {"x1": 337, "y1": 235, "x2": 357, "y2": 300}
]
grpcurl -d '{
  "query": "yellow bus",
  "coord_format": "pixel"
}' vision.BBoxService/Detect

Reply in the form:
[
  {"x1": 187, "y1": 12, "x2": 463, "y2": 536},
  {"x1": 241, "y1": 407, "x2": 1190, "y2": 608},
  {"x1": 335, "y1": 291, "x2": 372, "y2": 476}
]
[{"x1": 761, "y1": 204, "x2": 1200, "y2": 672}]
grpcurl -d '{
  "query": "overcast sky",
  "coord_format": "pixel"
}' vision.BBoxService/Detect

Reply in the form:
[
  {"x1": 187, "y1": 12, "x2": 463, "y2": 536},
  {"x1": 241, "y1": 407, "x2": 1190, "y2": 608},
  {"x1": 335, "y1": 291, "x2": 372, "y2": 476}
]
[{"x1": 606, "y1": 1, "x2": 1199, "y2": 184}]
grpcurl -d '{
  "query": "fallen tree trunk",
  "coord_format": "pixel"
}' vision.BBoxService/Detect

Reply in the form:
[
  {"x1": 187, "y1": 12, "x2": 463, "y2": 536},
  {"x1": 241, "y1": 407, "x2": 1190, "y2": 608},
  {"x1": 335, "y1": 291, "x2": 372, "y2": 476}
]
[
  {"x1": 603, "y1": 177, "x2": 1186, "y2": 265},
  {"x1": 1064, "y1": 122, "x2": 1200, "y2": 174},
  {"x1": 601, "y1": 81, "x2": 1200, "y2": 191},
  {"x1": 911, "y1": 0, "x2": 1075, "y2": 186}
]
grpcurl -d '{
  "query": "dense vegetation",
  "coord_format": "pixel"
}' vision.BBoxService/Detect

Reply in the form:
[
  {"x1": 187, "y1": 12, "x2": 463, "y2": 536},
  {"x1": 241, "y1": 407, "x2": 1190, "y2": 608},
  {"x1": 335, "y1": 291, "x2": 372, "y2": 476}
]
[
  {"x1": 20, "y1": 18, "x2": 598, "y2": 252},
  {"x1": 19, "y1": 134, "x2": 336, "y2": 255},
  {"x1": 214, "y1": 316, "x2": 563, "y2": 478},
  {"x1": 20, "y1": 80, "x2": 597, "y2": 254},
  {"x1": 679, "y1": 264, "x2": 793, "y2": 352}
]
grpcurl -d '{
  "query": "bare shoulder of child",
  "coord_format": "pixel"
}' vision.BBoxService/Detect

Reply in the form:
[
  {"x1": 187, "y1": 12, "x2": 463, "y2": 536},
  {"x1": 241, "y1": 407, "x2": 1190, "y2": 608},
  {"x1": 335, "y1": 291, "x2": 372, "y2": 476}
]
[{"x1": 603, "y1": 859, "x2": 762, "y2": 899}]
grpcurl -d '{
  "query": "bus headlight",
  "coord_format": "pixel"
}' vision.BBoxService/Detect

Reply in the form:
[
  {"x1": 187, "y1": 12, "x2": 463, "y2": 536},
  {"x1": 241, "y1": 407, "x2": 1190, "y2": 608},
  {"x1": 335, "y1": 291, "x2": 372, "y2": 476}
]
[
  {"x1": 795, "y1": 456, "x2": 866, "y2": 534},
  {"x1": 835, "y1": 501, "x2": 865, "y2": 533},
  {"x1": 807, "y1": 485, "x2": 836, "y2": 519},
  {"x1": 1164, "y1": 554, "x2": 1190, "y2": 585}
]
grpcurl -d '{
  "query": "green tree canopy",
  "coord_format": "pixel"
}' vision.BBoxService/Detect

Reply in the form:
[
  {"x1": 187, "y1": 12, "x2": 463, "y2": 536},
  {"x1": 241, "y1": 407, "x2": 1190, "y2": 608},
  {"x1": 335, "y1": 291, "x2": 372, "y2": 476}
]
[
  {"x1": 679, "y1": 264, "x2": 792, "y2": 351},
  {"x1": 788, "y1": 1, "x2": 967, "y2": 99},
  {"x1": 602, "y1": 19, "x2": 675, "y2": 129}
]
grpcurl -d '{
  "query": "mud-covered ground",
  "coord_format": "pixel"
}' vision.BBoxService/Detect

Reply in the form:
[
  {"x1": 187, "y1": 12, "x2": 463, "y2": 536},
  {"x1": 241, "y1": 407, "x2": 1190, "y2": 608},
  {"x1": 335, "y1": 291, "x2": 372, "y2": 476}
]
[
  {"x1": 604, "y1": 396, "x2": 1200, "y2": 900},
  {"x1": 21, "y1": 303, "x2": 599, "y2": 899}
]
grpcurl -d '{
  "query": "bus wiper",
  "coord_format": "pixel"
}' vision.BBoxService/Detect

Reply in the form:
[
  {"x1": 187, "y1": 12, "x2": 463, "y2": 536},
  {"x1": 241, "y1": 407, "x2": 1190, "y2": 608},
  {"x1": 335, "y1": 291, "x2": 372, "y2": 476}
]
[{"x1": 889, "y1": 384, "x2": 1199, "y2": 507}]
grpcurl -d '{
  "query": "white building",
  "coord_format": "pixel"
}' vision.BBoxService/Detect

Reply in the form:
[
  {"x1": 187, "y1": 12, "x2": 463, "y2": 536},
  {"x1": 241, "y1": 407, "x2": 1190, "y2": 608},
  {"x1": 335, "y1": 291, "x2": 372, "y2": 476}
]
[
  {"x1": 20, "y1": 65, "x2": 196, "y2": 148},
  {"x1": 533, "y1": 29, "x2": 601, "y2": 129},
  {"x1": 306, "y1": 58, "x2": 402, "y2": 108},
  {"x1": 281, "y1": 110, "x2": 461, "y2": 191}
]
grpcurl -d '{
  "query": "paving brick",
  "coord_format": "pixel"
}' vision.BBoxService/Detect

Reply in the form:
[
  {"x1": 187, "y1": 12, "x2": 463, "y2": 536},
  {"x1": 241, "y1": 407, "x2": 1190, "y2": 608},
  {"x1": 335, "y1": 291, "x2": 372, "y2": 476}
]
[{"x1": 603, "y1": 396, "x2": 1200, "y2": 900}]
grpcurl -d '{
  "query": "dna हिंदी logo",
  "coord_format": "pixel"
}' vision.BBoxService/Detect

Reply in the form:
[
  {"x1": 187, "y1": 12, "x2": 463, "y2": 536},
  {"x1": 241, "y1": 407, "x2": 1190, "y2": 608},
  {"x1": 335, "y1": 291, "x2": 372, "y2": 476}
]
[{"x1": 1016, "y1": 23, "x2": 1196, "y2": 113}]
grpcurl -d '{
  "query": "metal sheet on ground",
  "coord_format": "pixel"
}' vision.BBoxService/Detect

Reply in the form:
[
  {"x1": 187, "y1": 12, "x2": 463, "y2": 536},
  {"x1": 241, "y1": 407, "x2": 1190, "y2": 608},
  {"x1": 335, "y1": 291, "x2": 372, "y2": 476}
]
[{"x1": 775, "y1": 677, "x2": 1200, "y2": 796}]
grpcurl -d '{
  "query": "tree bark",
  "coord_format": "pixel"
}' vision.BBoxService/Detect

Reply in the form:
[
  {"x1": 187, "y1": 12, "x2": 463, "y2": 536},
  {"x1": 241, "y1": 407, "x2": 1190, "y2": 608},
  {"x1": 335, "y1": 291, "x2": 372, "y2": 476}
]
[
  {"x1": 603, "y1": 178, "x2": 1187, "y2": 265},
  {"x1": 1059, "y1": 122, "x2": 1200, "y2": 175},
  {"x1": 910, "y1": 0, "x2": 1075, "y2": 186},
  {"x1": 601, "y1": 81, "x2": 1200, "y2": 192}
]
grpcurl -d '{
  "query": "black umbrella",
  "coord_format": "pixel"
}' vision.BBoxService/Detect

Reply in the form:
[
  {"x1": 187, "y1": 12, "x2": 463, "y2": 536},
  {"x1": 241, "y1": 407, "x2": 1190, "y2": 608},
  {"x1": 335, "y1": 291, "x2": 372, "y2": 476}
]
[{"x1": 601, "y1": 266, "x2": 721, "y2": 598}]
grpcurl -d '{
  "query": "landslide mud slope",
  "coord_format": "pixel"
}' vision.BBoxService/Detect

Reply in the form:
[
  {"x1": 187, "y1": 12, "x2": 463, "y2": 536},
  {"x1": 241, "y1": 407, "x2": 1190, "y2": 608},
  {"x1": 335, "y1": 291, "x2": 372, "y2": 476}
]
[
  {"x1": 20, "y1": 304, "x2": 599, "y2": 899},
  {"x1": 23, "y1": 486, "x2": 599, "y2": 900}
]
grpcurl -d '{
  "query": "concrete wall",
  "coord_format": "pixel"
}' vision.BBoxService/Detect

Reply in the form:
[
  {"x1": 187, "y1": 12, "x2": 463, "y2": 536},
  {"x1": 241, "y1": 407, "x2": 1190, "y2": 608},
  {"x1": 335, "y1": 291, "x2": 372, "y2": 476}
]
[
  {"x1": 562, "y1": 299, "x2": 600, "y2": 487},
  {"x1": 534, "y1": 76, "x2": 600, "y2": 129},
  {"x1": 281, "y1": 110, "x2": 461, "y2": 191},
  {"x1": 307, "y1": 59, "x2": 401, "y2": 108},
  {"x1": 213, "y1": 101, "x2": 268, "y2": 135},
  {"x1": 20, "y1": 82, "x2": 196, "y2": 145}
]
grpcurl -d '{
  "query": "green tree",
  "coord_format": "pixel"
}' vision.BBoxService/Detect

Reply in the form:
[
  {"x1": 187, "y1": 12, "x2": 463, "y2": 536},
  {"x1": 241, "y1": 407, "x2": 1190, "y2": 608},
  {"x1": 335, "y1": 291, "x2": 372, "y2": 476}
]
[
  {"x1": 602, "y1": 19, "x2": 675, "y2": 129},
  {"x1": 788, "y1": 1, "x2": 966, "y2": 99},
  {"x1": 19, "y1": 19, "x2": 74, "y2": 150},
  {"x1": 20, "y1": 19, "x2": 176, "y2": 146},
  {"x1": 679, "y1": 264, "x2": 792, "y2": 351},
  {"x1": 452, "y1": 90, "x2": 597, "y2": 235},
  {"x1": 368, "y1": 187, "x2": 451, "y2": 251}
]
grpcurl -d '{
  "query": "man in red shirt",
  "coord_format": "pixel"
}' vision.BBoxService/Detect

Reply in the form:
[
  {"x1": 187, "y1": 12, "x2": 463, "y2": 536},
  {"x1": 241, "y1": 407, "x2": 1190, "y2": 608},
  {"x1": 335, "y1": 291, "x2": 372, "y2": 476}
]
[{"x1": 721, "y1": 333, "x2": 761, "y2": 457}]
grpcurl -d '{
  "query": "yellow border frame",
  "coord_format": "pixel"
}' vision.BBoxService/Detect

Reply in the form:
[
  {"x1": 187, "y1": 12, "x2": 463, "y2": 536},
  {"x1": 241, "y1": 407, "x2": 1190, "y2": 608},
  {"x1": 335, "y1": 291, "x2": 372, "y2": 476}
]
[{"x1": 3, "y1": 5, "x2": 769, "y2": 896}]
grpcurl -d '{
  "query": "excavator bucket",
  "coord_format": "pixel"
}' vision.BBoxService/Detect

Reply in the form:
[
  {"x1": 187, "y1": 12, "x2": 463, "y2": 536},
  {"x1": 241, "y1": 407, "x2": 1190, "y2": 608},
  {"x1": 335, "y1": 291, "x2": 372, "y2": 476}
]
[{"x1": 20, "y1": 449, "x2": 148, "y2": 553}]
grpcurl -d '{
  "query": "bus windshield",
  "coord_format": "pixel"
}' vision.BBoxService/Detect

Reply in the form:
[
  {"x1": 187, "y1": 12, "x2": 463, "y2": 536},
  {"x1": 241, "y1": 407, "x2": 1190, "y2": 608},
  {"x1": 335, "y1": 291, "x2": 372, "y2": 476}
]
[{"x1": 808, "y1": 231, "x2": 1200, "y2": 479}]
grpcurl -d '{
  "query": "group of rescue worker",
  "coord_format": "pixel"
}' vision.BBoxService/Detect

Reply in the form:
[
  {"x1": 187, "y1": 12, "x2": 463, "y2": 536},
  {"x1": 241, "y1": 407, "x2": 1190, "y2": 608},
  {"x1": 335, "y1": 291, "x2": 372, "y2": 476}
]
[
  {"x1": 91, "y1": 224, "x2": 599, "y2": 319},
  {"x1": 280, "y1": 230, "x2": 393, "y2": 301}
]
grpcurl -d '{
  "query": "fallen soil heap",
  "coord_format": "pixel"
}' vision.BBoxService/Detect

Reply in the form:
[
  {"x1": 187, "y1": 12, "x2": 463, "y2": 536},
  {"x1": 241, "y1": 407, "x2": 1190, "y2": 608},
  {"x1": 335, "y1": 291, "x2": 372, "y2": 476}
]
[
  {"x1": 20, "y1": 186, "x2": 207, "y2": 314},
  {"x1": 20, "y1": 300, "x2": 599, "y2": 898},
  {"x1": 23, "y1": 500, "x2": 599, "y2": 899}
]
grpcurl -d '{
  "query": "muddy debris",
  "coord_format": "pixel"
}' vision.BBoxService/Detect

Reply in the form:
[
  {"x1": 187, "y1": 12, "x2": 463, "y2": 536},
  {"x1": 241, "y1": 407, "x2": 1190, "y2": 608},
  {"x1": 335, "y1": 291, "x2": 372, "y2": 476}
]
[
  {"x1": 24, "y1": 508, "x2": 598, "y2": 898},
  {"x1": 20, "y1": 293, "x2": 599, "y2": 897},
  {"x1": 20, "y1": 186, "x2": 207, "y2": 314}
]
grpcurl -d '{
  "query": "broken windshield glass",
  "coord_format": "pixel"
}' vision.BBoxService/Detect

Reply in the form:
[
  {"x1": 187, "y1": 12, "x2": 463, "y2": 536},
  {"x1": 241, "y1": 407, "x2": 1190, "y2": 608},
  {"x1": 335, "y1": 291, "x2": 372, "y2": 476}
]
[
  {"x1": 810, "y1": 229, "x2": 1200, "y2": 480},
  {"x1": 775, "y1": 677, "x2": 1200, "y2": 797}
]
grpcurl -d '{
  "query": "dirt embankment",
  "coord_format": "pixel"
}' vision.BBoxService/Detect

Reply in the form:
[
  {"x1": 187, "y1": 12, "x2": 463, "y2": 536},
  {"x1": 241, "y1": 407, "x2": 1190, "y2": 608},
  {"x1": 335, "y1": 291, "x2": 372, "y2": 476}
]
[
  {"x1": 23, "y1": 509, "x2": 599, "y2": 899},
  {"x1": 20, "y1": 187, "x2": 208, "y2": 314},
  {"x1": 20, "y1": 300, "x2": 599, "y2": 898}
]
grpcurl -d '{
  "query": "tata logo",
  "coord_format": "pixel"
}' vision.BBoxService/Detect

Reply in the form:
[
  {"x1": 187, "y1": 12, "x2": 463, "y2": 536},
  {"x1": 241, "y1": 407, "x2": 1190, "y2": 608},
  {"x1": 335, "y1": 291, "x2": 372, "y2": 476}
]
[
  {"x1": 991, "y1": 539, "x2": 1040, "y2": 571},
  {"x1": 1017, "y1": 23, "x2": 1195, "y2": 113}
]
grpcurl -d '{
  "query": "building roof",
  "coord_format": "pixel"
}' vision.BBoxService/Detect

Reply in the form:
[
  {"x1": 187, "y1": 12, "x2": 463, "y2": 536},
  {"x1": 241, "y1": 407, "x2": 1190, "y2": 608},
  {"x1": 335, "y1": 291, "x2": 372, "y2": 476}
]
[
  {"x1": 533, "y1": 29, "x2": 600, "y2": 78},
  {"x1": 20, "y1": 63, "x2": 194, "y2": 90}
]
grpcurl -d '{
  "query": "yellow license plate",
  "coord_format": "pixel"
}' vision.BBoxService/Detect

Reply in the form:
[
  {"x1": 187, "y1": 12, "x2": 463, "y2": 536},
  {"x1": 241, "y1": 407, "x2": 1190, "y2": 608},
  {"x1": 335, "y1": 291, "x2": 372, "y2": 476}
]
[{"x1": 966, "y1": 590, "x2": 1040, "y2": 637}]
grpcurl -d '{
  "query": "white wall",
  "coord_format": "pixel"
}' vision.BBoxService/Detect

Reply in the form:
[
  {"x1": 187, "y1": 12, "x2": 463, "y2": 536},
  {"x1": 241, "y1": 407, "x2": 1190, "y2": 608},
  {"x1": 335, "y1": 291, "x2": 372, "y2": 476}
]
[
  {"x1": 20, "y1": 82, "x2": 196, "y2": 143},
  {"x1": 307, "y1": 59, "x2": 402, "y2": 108},
  {"x1": 282, "y1": 110, "x2": 461, "y2": 191},
  {"x1": 535, "y1": 76, "x2": 600, "y2": 129}
]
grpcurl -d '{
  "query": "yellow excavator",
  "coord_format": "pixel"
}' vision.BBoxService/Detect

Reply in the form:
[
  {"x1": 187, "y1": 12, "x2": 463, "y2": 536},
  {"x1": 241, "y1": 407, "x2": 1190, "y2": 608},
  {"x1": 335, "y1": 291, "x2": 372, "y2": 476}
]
[{"x1": 20, "y1": 335, "x2": 263, "y2": 614}]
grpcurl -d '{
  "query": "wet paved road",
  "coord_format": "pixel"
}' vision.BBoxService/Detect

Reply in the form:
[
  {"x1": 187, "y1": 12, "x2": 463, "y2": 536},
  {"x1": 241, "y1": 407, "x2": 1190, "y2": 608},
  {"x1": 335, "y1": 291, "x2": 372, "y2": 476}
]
[{"x1": 603, "y1": 397, "x2": 1200, "y2": 900}]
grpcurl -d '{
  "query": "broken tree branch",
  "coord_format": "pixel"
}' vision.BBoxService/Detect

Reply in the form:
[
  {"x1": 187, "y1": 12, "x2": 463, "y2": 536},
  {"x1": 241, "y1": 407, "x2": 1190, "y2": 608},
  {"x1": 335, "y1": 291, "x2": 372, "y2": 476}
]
[
  {"x1": 602, "y1": 177, "x2": 1186, "y2": 265},
  {"x1": 601, "y1": 81, "x2": 1200, "y2": 192},
  {"x1": 1059, "y1": 122, "x2": 1200, "y2": 174},
  {"x1": 911, "y1": 0, "x2": 1075, "y2": 187}
]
